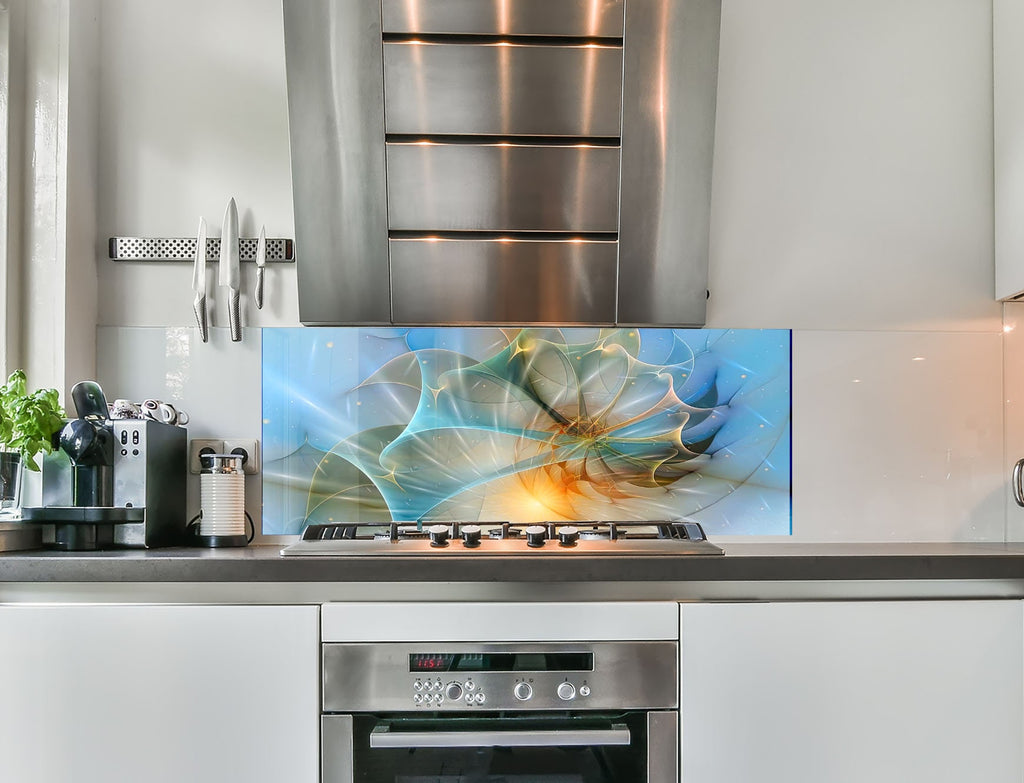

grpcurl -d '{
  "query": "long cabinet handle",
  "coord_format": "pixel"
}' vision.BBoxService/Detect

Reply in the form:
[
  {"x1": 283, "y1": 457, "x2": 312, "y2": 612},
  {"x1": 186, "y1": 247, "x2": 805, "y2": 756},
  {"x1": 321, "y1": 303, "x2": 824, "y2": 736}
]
[
  {"x1": 1014, "y1": 459, "x2": 1024, "y2": 507},
  {"x1": 369, "y1": 724, "x2": 631, "y2": 749}
]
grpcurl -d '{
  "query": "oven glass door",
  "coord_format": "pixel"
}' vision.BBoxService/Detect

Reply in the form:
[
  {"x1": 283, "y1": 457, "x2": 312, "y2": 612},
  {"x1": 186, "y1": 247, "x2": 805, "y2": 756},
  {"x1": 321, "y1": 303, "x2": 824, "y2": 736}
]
[{"x1": 325, "y1": 712, "x2": 675, "y2": 783}]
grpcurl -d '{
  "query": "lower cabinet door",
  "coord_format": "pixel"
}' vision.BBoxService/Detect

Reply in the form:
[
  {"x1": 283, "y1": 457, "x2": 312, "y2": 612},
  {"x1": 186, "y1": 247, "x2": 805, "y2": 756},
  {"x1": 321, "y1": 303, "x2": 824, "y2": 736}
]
[
  {"x1": 0, "y1": 604, "x2": 319, "y2": 783},
  {"x1": 680, "y1": 600, "x2": 1023, "y2": 783}
]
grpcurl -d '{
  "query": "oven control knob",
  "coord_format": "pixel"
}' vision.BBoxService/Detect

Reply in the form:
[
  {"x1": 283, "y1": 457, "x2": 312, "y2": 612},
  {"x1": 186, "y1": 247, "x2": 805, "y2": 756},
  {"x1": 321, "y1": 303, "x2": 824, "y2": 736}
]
[
  {"x1": 557, "y1": 682, "x2": 576, "y2": 701},
  {"x1": 557, "y1": 526, "x2": 579, "y2": 547},
  {"x1": 525, "y1": 525, "x2": 547, "y2": 548},
  {"x1": 514, "y1": 682, "x2": 533, "y2": 701},
  {"x1": 461, "y1": 524, "x2": 482, "y2": 548},
  {"x1": 579, "y1": 685, "x2": 591, "y2": 697},
  {"x1": 428, "y1": 524, "x2": 450, "y2": 547},
  {"x1": 445, "y1": 682, "x2": 464, "y2": 701}
]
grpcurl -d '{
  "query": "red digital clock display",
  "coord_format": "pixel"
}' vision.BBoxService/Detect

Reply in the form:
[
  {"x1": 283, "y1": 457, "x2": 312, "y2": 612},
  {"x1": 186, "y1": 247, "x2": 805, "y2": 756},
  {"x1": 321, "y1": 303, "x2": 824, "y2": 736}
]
[{"x1": 410, "y1": 654, "x2": 455, "y2": 672}]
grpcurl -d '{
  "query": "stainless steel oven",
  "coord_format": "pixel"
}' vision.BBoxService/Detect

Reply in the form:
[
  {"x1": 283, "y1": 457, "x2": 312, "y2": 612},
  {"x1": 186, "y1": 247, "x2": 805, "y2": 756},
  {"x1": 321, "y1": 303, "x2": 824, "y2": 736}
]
[{"x1": 321, "y1": 640, "x2": 678, "y2": 783}]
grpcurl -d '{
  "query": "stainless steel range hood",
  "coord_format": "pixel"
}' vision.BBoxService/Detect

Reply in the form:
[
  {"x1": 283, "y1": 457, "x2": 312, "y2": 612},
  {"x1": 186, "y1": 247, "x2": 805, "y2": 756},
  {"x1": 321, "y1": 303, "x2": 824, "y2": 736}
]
[{"x1": 283, "y1": 0, "x2": 721, "y2": 326}]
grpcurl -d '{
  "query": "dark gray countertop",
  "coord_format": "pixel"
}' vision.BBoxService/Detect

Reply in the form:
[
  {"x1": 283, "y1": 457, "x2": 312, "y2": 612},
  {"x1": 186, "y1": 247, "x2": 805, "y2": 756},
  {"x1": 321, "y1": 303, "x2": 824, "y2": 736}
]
[{"x1": 3, "y1": 542, "x2": 1024, "y2": 583}]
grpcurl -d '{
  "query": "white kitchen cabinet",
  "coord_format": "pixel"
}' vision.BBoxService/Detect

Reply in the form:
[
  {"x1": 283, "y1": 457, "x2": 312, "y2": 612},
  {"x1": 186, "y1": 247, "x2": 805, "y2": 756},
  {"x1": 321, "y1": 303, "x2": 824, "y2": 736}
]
[
  {"x1": 679, "y1": 601, "x2": 1023, "y2": 783},
  {"x1": 995, "y1": 0, "x2": 1024, "y2": 299},
  {"x1": 0, "y1": 604, "x2": 319, "y2": 783}
]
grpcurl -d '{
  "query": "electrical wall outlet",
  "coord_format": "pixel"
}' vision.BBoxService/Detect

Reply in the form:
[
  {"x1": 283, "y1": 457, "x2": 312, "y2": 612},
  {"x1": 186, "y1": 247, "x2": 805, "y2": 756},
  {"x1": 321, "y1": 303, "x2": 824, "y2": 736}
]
[
  {"x1": 223, "y1": 438, "x2": 260, "y2": 475},
  {"x1": 189, "y1": 439, "x2": 224, "y2": 474}
]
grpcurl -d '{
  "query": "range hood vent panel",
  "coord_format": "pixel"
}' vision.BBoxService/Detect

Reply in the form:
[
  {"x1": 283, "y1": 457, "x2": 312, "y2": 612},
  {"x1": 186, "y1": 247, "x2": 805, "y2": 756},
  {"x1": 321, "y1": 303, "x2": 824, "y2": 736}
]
[
  {"x1": 284, "y1": 0, "x2": 721, "y2": 327},
  {"x1": 383, "y1": 42, "x2": 625, "y2": 138},
  {"x1": 381, "y1": 0, "x2": 627, "y2": 38}
]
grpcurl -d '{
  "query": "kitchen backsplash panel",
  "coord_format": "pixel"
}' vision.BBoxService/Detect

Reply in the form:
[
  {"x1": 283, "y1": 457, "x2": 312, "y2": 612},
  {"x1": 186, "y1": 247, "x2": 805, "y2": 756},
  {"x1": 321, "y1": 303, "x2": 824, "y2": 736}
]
[
  {"x1": 261, "y1": 328, "x2": 792, "y2": 536},
  {"x1": 96, "y1": 326, "x2": 1004, "y2": 542}
]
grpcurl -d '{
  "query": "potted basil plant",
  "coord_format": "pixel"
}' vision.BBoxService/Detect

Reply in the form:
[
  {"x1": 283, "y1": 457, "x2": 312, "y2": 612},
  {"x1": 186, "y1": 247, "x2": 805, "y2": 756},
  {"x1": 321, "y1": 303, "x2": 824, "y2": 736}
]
[{"x1": 0, "y1": 370, "x2": 65, "y2": 514}]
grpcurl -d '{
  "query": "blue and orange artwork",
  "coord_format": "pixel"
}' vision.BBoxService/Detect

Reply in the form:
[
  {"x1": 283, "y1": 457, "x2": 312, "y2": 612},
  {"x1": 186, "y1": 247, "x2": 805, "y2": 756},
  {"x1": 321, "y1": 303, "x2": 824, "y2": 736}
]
[{"x1": 262, "y1": 328, "x2": 791, "y2": 535}]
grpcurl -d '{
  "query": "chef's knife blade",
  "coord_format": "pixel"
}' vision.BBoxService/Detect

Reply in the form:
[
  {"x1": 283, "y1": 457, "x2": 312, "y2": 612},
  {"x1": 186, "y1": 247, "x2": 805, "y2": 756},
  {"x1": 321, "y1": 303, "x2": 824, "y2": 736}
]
[
  {"x1": 192, "y1": 217, "x2": 209, "y2": 342},
  {"x1": 219, "y1": 197, "x2": 241, "y2": 342},
  {"x1": 254, "y1": 224, "x2": 266, "y2": 310}
]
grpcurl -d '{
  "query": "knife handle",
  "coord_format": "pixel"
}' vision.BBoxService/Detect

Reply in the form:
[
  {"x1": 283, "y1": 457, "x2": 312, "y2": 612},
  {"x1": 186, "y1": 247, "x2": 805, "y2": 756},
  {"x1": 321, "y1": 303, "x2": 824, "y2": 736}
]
[
  {"x1": 229, "y1": 289, "x2": 241, "y2": 342},
  {"x1": 193, "y1": 295, "x2": 209, "y2": 343},
  {"x1": 255, "y1": 267, "x2": 265, "y2": 310}
]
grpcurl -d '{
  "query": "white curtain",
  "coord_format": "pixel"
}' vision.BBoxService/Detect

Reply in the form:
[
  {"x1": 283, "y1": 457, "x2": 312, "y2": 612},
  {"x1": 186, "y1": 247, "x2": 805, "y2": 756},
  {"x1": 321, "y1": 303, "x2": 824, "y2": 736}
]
[
  {"x1": 0, "y1": 0, "x2": 99, "y2": 400},
  {"x1": 0, "y1": 0, "x2": 12, "y2": 379}
]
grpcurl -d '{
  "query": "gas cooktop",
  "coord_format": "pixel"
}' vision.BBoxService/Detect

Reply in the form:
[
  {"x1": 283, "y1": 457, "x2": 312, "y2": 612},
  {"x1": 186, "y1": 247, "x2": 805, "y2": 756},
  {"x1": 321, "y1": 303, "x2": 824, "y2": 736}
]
[{"x1": 280, "y1": 520, "x2": 724, "y2": 557}]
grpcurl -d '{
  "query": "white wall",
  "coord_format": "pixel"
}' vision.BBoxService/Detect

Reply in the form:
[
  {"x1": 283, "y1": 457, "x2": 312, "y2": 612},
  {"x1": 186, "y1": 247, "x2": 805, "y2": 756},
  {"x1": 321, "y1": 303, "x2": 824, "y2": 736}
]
[
  {"x1": 96, "y1": 0, "x2": 297, "y2": 328},
  {"x1": 91, "y1": 0, "x2": 1007, "y2": 541}
]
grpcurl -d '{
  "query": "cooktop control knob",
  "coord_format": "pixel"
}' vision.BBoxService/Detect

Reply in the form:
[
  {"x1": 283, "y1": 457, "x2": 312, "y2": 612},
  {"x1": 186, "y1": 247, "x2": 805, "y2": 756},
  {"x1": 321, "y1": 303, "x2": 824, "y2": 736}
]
[
  {"x1": 461, "y1": 524, "x2": 482, "y2": 548},
  {"x1": 514, "y1": 682, "x2": 533, "y2": 701},
  {"x1": 557, "y1": 682, "x2": 576, "y2": 701},
  {"x1": 525, "y1": 525, "x2": 547, "y2": 548},
  {"x1": 428, "y1": 524, "x2": 450, "y2": 547},
  {"x1": 558, "y1": 526, "x2": 579, "y2": 547},
  {"x1": 445, "y1": 682, "x2": 463, "y2": 701}
]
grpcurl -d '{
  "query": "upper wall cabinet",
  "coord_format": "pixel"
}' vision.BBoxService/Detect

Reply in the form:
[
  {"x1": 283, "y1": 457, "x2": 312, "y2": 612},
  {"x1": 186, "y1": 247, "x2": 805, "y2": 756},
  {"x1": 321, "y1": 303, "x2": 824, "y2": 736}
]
[
  {"x1": 996, "y1": 0, "x2": 1024, "y2": 300},
  {"x1": 283, "y1": 0, "x2": 721, "y2": 326}
]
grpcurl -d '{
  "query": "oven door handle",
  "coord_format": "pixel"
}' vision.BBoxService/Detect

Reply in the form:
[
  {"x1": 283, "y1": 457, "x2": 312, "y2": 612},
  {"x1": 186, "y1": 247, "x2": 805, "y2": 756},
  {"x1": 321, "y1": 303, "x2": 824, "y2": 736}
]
[{"x1": 369, "y1": 723, "x2": 631, "y2": 749}]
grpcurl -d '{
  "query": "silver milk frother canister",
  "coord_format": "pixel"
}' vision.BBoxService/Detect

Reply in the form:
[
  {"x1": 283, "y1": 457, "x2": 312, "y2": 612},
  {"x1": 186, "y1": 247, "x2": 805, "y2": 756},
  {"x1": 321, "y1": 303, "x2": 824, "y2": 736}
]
[{"x1": 197, "y1": 453, "x2": 248, "y2": 547}]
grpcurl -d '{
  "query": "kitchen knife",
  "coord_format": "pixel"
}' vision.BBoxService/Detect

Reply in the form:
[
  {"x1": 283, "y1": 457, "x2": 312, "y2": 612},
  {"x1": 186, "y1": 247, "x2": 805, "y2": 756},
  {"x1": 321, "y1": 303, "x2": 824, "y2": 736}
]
[
  {"x1": 192, "y1": 217, "x2": 209, "y2": 342},
  {"x1": 219, "y1": 197, "x2": 241, "y2": 342},
  {"x1": 254, "y1": 224, "x2": 266, "y2": 310}
]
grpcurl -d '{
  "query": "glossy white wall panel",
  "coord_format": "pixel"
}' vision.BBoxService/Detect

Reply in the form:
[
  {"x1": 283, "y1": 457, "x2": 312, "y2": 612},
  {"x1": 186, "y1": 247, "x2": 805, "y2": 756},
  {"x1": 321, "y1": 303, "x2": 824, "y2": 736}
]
[
  {"x1": 790, "y1": 330, "x2": 1004, "y2": 541},
  {"x1": 95, "y1": 326, "x2": 263, "y2": 532},
  {"x1": 1002, "y1": 303, "x2": 1024, "y2": 539},
  {"x1": 706, "y1": 0, "x2": 999, "y2": 332},
  {"x1": 95, "y1": 0, "x2": 297, "y2": 327}
]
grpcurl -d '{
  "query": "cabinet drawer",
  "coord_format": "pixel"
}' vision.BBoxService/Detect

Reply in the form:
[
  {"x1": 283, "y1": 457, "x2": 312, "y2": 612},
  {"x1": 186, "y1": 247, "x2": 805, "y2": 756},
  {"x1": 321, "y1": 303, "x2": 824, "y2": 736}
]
[
  {"x1": 384, "y1": 42, "x2": 623, "y2": 137},
  {"x1": 390, "y1": 238, "x2": 617, "y2": 323},
  {"x1": 386, "y1": 143, "x2": 621, "y2": 232}
]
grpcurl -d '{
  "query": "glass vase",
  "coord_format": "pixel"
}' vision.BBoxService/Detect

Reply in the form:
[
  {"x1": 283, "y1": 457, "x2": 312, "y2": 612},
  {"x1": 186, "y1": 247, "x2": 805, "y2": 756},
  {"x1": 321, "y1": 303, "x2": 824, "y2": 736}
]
[{"x1": 0, "y1": 451, "x2": 23, "y2": 518}]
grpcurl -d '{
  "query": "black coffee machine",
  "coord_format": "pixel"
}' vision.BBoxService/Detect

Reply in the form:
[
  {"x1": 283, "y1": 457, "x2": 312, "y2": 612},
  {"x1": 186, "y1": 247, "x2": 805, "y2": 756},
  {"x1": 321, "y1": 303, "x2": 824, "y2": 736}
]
[{"x1": 23, "y1": 381, "x2": 187, "y2": 550}]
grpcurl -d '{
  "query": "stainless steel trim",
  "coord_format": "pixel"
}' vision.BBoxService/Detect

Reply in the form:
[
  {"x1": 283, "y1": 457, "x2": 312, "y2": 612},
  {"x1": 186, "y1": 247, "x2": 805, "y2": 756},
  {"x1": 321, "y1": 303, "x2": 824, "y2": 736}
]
[
  {"x1": 109, "y1": 236, "x2": 293, "y2": 263},
  {"x1": 389, "y1": 238, "x2": 617, "y2": 323},
  {"x1": 647, "y1": 711, "x2": 679, "y2": 783},
  {"x1": 386, "y1": 142, "x2": 621, "y2": 232},
  {"x1": 284, "y1": 0, "x2": 392, "y2": 325},
  {"x1": 617, "y1": 0, "x2": 722, "y2": 325},
  {"x1": 369, "y1": 724, "x2": 631, "y2": 748},
  {"x1": 285, "y1": 0, "x2": 721, "y2": 326},
  {"x1": 284, "y1": 534, "x2": 723, "y2": 557},
  {"x1": 381, "y1": 0, "x2": 625, "y2": 37},
  {"x1": 321, "y1": 714, "x2": 354, "y2": 783},
  {"x1": 322, "y1": 641, "x2": 678, "y2": 712},
  {"x1": 1013, "y1": 459, "x2": 1024, "y2": 507},
  {"x1": 383, "y1": 42, "x2": 623, "y2": 137}
]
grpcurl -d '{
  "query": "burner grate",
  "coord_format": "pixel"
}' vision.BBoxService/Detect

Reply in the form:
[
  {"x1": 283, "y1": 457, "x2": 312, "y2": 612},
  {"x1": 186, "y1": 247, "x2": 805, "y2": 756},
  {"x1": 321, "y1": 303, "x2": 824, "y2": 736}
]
[{"x1": 297, "y1": 519, "x2": 715, "y2": 546}]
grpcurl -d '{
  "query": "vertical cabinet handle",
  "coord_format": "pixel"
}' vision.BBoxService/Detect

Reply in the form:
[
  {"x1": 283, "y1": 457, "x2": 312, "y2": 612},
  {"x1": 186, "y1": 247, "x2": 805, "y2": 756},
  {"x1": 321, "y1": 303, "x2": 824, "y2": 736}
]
[{"x1": 1013, "y1": 459, "x2": 1024, "y2": 507}]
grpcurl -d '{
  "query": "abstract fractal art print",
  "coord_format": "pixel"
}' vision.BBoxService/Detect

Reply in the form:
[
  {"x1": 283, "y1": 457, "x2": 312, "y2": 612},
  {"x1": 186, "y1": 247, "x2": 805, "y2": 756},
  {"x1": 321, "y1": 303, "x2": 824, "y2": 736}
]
[{"x1": 262, "y1": 328, "x2": 791, "y2": 535}]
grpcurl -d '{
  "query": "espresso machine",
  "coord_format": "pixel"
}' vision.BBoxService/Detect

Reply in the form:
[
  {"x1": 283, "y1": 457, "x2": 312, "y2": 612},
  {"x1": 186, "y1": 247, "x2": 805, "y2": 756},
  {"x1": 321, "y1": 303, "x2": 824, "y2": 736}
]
[{"x1": 23, "y1": 381, "x2": 187, "y2": 550}]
